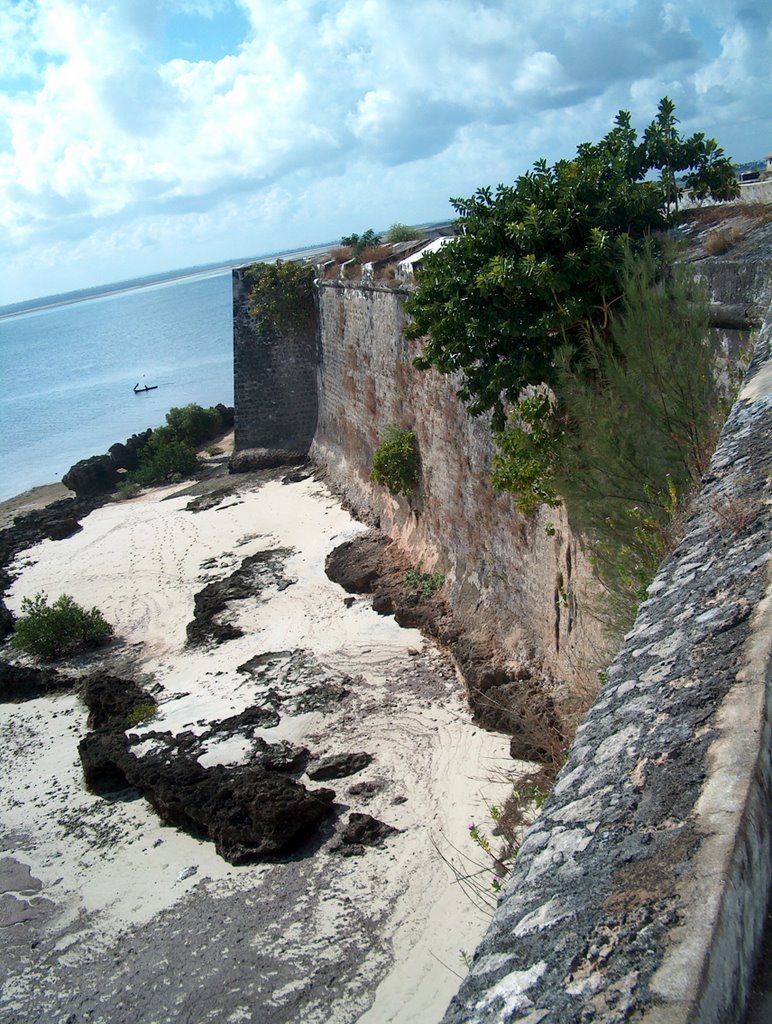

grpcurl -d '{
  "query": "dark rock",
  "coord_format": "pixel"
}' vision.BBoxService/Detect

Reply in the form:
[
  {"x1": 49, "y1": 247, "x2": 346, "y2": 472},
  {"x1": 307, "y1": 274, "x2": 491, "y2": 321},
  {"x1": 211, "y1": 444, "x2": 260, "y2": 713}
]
[
  {"x1": 185, "y1": 489, "x2": 232, "y2": 513},
  {"x1": 79, "y1": 673, "x2": 155, "y2": 729},
  {"x1": 339, "y1": 812, "x2": 398, "y2": 847},
  {"x1": 347, "y1": 779, "x2": 386, "y2": 800},
  {"x1": 214, "y1": 704, "x2": 281, "y2": 734},
  {"x1": 307, "y1": 752, "x2": 373, "y2": 781},
  {"x1": 186, "y1": 548, "x2": 295, "y2": 646},
  {"x1": 79, "y1": 730, "x2": 132, "y2": 793},
  {"x1": 251, "y1": 739, "x2": 309, "y2": 775},
  {"x1": 0, "y1": 599, "x2": 14, "y2": 640},
  {"x1": 372, "y1": 593, "x2": 395, "y2": 615},
  {"x1": 108, "y1": 443, "x2": 139, "y2": 472},
  {"x1": 78, "y1": 731, "x2": 336, "y2": 863},
  {"x1": 282, "y1": 466, "x2": 314, "y2": 484},
  {"x1": 329, "y1": 842, "x2": 366, "y2": 857},
  {"x1": 62, "y1": 454, "x2": 120, "y2": 498},
  {"x1": 0, "y1": 660, "x2": 73, "y2": 702},
  {"x1": 325, "y1": 534, "x2": 390, "y2": 593},
  {"x1": 229, "y1": 449, "x2": 306, "y2": 473},
  {"x1": 45, "y1": 517, "x2": 82, "y2": 541}
]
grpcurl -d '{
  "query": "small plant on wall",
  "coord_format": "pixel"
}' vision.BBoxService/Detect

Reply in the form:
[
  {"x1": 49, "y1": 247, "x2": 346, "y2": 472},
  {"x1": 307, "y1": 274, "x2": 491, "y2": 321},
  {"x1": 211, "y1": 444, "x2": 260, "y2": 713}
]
[{"x1": 371, "y1": 426, "x2": 419, "y2": 496}]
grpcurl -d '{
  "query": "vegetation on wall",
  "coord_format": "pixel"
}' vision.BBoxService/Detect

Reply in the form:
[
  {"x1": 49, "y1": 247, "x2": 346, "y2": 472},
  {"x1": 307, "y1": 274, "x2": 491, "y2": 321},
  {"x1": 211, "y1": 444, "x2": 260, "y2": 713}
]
[
  {"x1": 246, "y1": 259, "x2": 316, "y2": 334},
  {"x1": 528, "y1": 244, "x2": 722, "y2": 631},
  {"x1": 340, "y1": 228, "x2": 382, "y2": 260},
  {"x1": 404, "y1": 98, "x2": 739, "y2": 636},
  {"x1": 371, "y1": 426, "x2": 420, "y2": 497},
  {"x1": 404, "y1": 97, "x2": 738, "y2": 428}
]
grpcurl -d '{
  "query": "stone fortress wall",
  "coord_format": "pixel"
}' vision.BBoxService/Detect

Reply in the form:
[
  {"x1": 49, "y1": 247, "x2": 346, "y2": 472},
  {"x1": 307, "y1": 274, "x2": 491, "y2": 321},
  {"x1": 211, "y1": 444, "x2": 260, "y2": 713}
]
[{"x1": 232, "y1": 226, "x2": 771, "y2": 1021}]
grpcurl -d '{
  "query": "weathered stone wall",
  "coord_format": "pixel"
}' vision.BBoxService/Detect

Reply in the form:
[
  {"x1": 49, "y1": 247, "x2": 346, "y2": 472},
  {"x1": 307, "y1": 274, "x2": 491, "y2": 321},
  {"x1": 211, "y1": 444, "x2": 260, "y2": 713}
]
[
  {"x1": 311, "y1": 281, "x2": 604, "y2": 684},
  {"x1": 442, "y1": 299, "x2": 772, "y2": 1024},
  {"x1": 232, "y1": 266, "x2": 318, "y2": 464}
]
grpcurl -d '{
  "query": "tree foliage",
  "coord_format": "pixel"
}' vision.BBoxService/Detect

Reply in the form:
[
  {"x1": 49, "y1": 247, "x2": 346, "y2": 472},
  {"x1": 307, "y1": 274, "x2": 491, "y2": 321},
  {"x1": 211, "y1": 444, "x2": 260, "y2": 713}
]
[
  {"x1": 384, "y1": 223, "x2": 422, "y2": 243},
  {"x1": 404, "y1": 98, "x2": 737, "y2": 427},
  {"x1": 340, "y1": 228, "x2": 382, "y2": 259},
  {"x1": 123, "y1": 403, "x2": 225, "y2": 489},
  {"x1": 246, "y1": 259, "x2": 316, "y2": 333}
]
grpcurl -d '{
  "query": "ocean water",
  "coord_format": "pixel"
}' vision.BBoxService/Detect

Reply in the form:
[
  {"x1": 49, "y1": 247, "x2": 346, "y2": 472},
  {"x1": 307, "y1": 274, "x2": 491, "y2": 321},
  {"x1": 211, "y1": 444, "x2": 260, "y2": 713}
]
[{"x1": 0, "y1": 271, "x2": 235, "y2": 501}]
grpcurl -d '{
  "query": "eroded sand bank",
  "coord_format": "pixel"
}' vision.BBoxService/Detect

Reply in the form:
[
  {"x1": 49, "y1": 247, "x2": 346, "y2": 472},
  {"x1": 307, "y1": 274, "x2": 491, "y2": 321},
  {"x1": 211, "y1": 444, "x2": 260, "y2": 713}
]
[{"x1": 1, "y1": 473, "x2": 515, "y2": 1024}]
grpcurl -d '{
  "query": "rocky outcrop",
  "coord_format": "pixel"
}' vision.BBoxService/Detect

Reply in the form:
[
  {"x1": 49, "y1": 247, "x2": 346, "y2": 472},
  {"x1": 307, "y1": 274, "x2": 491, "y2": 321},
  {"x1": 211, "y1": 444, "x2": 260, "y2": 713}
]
[
  {"x1": 62, "y1": 429, "x2": 152, "y2": 497},
  {"x1": 186, "y1": 547, "x2": 295, "y2": 645},
  {"x1": 307, "y1": 752, "x2": 373, "y2": 781},
  {"x1": 79, "y1": 728, "x2": 336, "y2": 864},
  {"x1": 330, "y1": 812, "x2": 399, "y2": 855},
  {"x1": 325, "y1": 531, "x2": 562, "y2": 762},
  {"x1": 78, "y1": 673, "x2": 155, "y2": 729},
  {"x1": 0, "y1": 660, "x2": 73, "y2": 702}
]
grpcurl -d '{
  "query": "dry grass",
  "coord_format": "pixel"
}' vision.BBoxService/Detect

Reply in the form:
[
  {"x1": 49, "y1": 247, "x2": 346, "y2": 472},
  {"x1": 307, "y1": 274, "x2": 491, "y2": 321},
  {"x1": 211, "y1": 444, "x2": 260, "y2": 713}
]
[
  {"x1": 704, "y1": 224, "x2": 746, "y2": 255},
  {"x1": 683, "y1": 202, "x2": 772, "y2": 231},
  {"x1": 711, "y1": 491, "x2": 763, "y2": 537}
]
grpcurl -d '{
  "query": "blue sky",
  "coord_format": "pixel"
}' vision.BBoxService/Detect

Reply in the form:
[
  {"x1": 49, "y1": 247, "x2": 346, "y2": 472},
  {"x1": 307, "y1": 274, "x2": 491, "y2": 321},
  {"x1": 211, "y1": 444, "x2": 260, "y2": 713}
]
[{"x1": 1, "y1": 0, "x2": 770, "y2": 305}]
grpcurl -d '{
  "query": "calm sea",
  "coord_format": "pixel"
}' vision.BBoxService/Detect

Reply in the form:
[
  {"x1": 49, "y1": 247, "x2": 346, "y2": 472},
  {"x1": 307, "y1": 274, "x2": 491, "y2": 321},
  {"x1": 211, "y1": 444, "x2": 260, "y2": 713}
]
[{"x1": 0, "y1": 270, "x2": 235, "y2": 502}]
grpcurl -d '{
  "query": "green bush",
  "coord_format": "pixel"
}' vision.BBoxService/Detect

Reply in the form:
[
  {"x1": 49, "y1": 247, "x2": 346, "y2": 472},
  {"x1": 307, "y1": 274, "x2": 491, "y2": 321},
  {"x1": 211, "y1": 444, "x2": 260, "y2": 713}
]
[
  {"x1": 164, "y1": 404, "x2": 223, "y2": 446},
  {"x1": 11, "y1": 593, "x2": 114, "y2": 660},
  {"x1": 340, "y1": 228, "x2": 382, "y2": 260},
  {"x1": 127, "y1": 437, "x2": 199, "y2": 487},
  {"x1": 405, "y1": 567, "x2": 445, "y2": 597},
  {"x1": 384, "y1": 223, "x2": 421, "y2": 243},
  {"x1": 371, "y1": 427, "x2": 420, "y2": 496}
]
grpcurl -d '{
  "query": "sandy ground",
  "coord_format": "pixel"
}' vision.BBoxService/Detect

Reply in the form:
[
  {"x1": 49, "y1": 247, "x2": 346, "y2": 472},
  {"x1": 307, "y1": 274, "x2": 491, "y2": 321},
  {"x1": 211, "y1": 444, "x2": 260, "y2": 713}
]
[{"x1": 0, "y1": 471, "x2": 517, "y2": 1024}]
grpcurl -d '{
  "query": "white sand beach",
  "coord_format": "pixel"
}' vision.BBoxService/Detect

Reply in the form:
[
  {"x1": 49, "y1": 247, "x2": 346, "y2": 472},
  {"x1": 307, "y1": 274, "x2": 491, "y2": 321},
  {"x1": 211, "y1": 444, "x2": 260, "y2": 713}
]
[{"x1": 1, "y1": 470, "x2": 518, "y2": 1024}]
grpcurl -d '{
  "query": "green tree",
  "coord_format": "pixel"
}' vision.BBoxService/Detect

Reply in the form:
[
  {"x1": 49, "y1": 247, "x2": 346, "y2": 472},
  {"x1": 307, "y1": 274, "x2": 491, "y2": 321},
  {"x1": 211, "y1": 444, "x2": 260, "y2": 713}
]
[
  {"x1": 404, "y1": 98, "x2": 737, "y2": 427},
  {"x1": 340, "y1": 228, "x2": 382, "y2": 260},
  {"x1": 384, "y1": 223, "x2": 421, "y2": 243}
]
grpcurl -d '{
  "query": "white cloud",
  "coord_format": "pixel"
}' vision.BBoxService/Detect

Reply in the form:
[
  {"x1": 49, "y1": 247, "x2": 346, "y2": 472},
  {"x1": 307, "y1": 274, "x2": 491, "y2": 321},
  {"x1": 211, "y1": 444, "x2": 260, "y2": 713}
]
[{"x1": 0, "y1": 0, "x2": 770, "y2": 304}]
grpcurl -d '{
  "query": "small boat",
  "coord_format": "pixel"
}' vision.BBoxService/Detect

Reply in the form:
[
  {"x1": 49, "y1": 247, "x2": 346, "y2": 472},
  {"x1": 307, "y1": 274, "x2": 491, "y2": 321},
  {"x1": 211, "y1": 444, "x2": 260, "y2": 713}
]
[{"x1": 133, "y1": 382, "x2": 158, "y2": 393}]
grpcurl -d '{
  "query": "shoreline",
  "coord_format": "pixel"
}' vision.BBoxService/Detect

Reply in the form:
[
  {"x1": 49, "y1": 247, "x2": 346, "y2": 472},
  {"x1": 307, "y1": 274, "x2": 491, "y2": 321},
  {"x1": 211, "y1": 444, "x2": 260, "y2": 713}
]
[
  {"x1": 0, "y1": 481, "x2": 74, "y2": 530},
  {"x1": 0, "y1": 463, "x2": 520, "y2": 1023}
]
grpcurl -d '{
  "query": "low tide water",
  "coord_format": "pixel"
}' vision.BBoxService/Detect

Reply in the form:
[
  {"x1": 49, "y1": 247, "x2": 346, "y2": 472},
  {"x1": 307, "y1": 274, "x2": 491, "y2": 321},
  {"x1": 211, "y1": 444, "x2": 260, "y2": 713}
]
[{"x1": 0, "y1": 270, "x2": 235, "y2": 502}]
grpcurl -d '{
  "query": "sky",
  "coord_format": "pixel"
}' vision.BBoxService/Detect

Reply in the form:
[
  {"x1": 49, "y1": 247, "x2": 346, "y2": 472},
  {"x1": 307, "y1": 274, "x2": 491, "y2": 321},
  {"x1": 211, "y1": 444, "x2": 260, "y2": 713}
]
[{"x1": 1, "y1": 0, "x2": 770, "y2": 306}]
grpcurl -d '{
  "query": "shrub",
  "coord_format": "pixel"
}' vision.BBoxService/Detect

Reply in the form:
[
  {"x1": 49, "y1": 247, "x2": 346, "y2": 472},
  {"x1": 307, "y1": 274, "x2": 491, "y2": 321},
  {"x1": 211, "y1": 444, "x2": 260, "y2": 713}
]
[
  {"x1": 114, "y1": 480, "x2": 142, "y2": 501},
  {"x1": 371, "y1": 427, "x2": 420, "y2": 496},
  {"x1": 340, "y1": 229, "x2": 381, "y2": 260},
  {"x1": 164, "y1": 403, "x2": 223, "y2": 446},
  {"x1": 384, "y1": 223, "x2": 421, "y2": 243},
  {"x1": 405, "y1": 567, "x2": 445, "y2": 597},
  {"x1": 359, "y1": 244, "x2": 393, "y2": 265},
  {"x1": 11, "y1": 593, "x2": 114, "y2": 660},
  {"x1": 127, "y1": 437, "x2": 199, "y2": 487}
]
